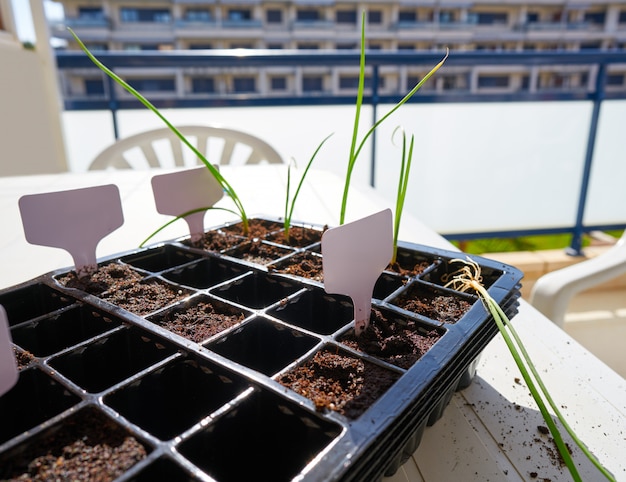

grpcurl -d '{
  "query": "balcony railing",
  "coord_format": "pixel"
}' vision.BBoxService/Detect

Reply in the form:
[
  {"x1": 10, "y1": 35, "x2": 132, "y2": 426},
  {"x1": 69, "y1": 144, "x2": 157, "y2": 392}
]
[{"x1": 55, "y1": 49, "x2": 626, "y2": 252}]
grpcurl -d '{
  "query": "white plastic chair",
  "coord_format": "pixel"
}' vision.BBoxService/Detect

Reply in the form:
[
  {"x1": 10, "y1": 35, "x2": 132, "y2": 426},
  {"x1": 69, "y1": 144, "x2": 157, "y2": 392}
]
[
  {"x1": 89, "y1": 125, "x2": 283, "y2": 170},
  {"x1": 529, "y1": 229, "x2": 626, "y2": 327}
]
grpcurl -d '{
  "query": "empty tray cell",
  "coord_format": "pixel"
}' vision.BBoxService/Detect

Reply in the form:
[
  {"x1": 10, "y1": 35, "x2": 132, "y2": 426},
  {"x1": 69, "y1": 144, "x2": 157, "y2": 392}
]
[
  {"x1": 386, "y1": 248, "x2": 436, "y2": 278},
  {"x1": 220, "y1": 218, "x2": 284, "y2": 238},
  {"x1": 11, "y1": 305, "x2": 122, "y2": 357},
  {"x1": 267, "y1": 288, "x2": 353, "y2": 335},
  {"x1": 339, "y1": 307, "x2": 444, "y2": 369},
  {"x1": 269, "y1": 251, "x2": 324, "y2": 282},
  {"x1": 148, "y1": 295, "x2": 251, "y2": 344},
  {"x1": 390, "y1": 282, "x2": 474, "y2": 324},
  {"x1": 0, "y1": 368, "x2": 80, "y2": 445},
  {"x1": 210, "y1": 271, "x2": 300, "y2": 309},
  {"x1": 105, "y1": 356, "x2": 250, "y2": 441},
  {"x1": 0, "y1": 284, "x2": 73, "y2": 326},
  {"x1": 162, "y1": 257, "x2": 246, "y2": 289},
  {"x1": 121, "y1": 245, "x2": 203, "y2": 273},
  {"x1": 373, "y1": 273, "x2": 406, "y2": 300},
  {"x1": 278, "y1": 347, "x2": 400, "y2": 419},
  {"x1": 0, "y1": 407, "x2": 149, "y2": 481},
  {"x1": 49, "y1": 326, "x2": 178, "y2": 393},
  {"x1": 223, "y1": 239, "x2": 294, "y2": 265},
  {"x1": 266, "y1": 224, "x2": 324, "y2": 248},
  {"x1": 178, "y1": 389, "x2": 341, "y2": 482},
  {"x1": 424, "y1": 258, "x2": 503, "y2": 290},
  {"x1": 208, "y1": 317, "x2": 319, "y2": 376},
  {"x1": 129, "y1": 457, "x2": 202, "y2": 481}
]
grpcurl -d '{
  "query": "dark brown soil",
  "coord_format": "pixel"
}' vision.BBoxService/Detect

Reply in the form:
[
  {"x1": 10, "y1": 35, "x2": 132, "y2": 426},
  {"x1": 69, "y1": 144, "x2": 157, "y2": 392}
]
[
  {"x1": 340, "y1": 308, "x2": 442, "y2": 369},
  {"x1": 220, "y1": 218, "x2": 283, "y2": 238},
  {"x1": 154, "y1": 300, "x2": 246, "y2": 343},
  {"x1": 393, "y1": 285, "x2": 472, "y2": 323},
  {"x1": 228, "y1": 239, "x2": 291, "y2": 265},
  {"x1": 267, "y1": 225, "x2": 325, "y2": 248},
  {"x1": 0, "y1": 408, "x2": 147, "y2": 482},
  {"x1": 386, "y1": 259, "x2": 432, "y2": 278},
  {"x1": 278, "y1": 349, "x2": 399, "y2": 419},
  {"x1": 14, "y1": 347, "x2": 34, "y2": 369},
  {"x1": 58, "y1": 263, "x2": 188, "y2": 316},
  {"x1": 184, "y1": 230, "x2": 244, "y2": 251},
  {"x1": 269, "y1": 252, "x2": 324, "y2": 281}
]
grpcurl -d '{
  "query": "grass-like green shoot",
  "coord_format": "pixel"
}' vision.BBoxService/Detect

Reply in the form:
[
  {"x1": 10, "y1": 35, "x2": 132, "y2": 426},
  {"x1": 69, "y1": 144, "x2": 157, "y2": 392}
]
[
  {"x1": 391, "y1": 127, "x2": 415, "y2": 265},
  {"x1": 283, "y1": 134, "x2": 332, "y2": 243},
  {"x1": 68, "y1": 28, "x2": 250, "y2": 236},
  {"x1": 444, "y1": 258, "x2": 616, "y2": 482},
  {"x1": 339, "y1": 14, "x2": 447, "y2": 225}
]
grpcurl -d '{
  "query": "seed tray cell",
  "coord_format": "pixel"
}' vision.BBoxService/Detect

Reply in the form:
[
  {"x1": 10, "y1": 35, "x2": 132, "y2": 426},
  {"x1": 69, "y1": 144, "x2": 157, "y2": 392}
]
[{"x1": 0, "y1": 216, "x2": 523, "y2": 481}]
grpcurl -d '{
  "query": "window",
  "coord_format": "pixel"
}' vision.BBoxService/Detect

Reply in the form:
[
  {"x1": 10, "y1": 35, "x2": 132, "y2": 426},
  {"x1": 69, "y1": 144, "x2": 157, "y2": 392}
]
[
  {"x1": 336, "y1": 10, "x2": 357, "y2": 24},
  {"x1": 297, "y1": 9, "x2": 321, "y2": 22},
  {"x1": 267, "y1": 43, "x2": 283, "y2": 49},
  {"x1": 620, "y1": 11, "x2": 626, "y2": 23},
  {"x1": 85, "y1": 79, "x2": 105, "y2": 95},
  {"x1": 607, "y1": 74, "x2": 625, "y2": 86},
  {"x1": 189, "y1": 44, "x2": 212, "y2": 50},
  {"x1": 297, "y1": 43, "x2": 319, "y2": 50},
  {"x1": 266, "y1": 9, "x2": 282, "y2": 23},
  {"x1": 124, "y1": 43, "x2": 173, "y2": 51},
  {"x1": 398, "y1": 10, "x2": 417, "y2": 23},
  {"x1": 339, "y1": 75, "x2": 377, "y2": 89},
  {"x1": 439, "y1": 10, "x2": 454, "y2": 23},
  {"x1": 526, "y1": 12, "x2": 539, "y2": 23},
  {"x1": 368, "y1": 10, "x2": 382, "y2": 24},
  {"x1": 398, "y1": 43, "x2": 415, "y2": 51},
  {"x1": 233, "y1": 77, "x2": 256, "y2": 93},
  {"x1": 128, "y1": 78, "x2": 175, "y2": 92},
  {"x1": 184, "y1": 9, "x2": 211, "y2": 22},
  {"x1": 84, "y1": 43, "x2": 108, "y2": 52},
  {"x1": 120, "y1": 8, "x2": 171, "y2": 23},
  {"x1": 336, "y1": 43, "x2": 357, "y2": 50},
  {"x1": 302, "y1": 75, "x2": 324, "y2": 92},
  {"x1": 580, "y1": 41, "x2": 602, "y2": 50},
  {"x1": 78, "y1": 7, "x2": 104, "y2": 20},
  {"x1": 228, "y1": 9, "x2": 252, "y2": 21},
  {"x1": 230, "y1": 42, "x2": 253, "y2": 49},
  {"x1": 270, "y1": 77, "x2": 287, "y2": 90},
  {"x1": 192, "y1": 78, "x2": 215, "y2": 93},
  {"x1": 471, "y1": 12, "x2": 508, "y2": 25},
  {"x1": 584, "y1": 11, "x2": 606, "y2": 25},
  {"x1": 478, "y1": 75, "x2": 509, "y2": 88}
]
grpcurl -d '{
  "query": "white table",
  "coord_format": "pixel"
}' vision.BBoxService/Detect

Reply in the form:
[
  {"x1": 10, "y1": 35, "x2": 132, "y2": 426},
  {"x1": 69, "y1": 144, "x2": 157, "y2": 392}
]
[{"x1": 1, "y1": 167, "x2": 625, "y2": 481}]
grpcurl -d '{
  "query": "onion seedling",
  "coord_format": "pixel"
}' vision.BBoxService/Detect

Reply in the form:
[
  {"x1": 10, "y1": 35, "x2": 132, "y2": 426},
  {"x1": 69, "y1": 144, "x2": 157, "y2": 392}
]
[
  {"x1": 443, "y1": 258, "x2": 616, "y2": 482},
  {"x1": 283, "y1": 134, "x2": 333, "y2": 243},
  {"x1": 391, "y1": 127, "x2": 414, "y2": 265},
  {"x1": 69, "y1": 28, "x2": 250, "y2": 236},
  {"x1": 339, "y1": 14, "x2": 447, "y2": 225}
]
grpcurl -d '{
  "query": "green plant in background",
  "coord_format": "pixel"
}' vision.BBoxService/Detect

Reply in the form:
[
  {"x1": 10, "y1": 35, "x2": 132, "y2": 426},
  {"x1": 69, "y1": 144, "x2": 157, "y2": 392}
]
[
  {"x1": 283, "y1": 134, "x2": 333, "y2": 243},
  {"x1": 68, "y1": 28, "x2": 251, "y2": 236},
  {"x1": 339, "y1": 13, "x2": 447, "y2": 225},
  {"x1": 390, "y1": 127, "x2": 415, "y2": 265},
  {"x1": 444, "y1": 258, "x2": 615, "y2": 482}
]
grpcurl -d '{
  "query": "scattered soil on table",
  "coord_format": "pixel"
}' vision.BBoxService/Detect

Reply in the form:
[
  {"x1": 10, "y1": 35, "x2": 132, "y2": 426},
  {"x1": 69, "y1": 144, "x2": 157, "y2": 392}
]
[
  {"x1": 393, "y1": 285, "x2": 472, "y2": 323},
  {"x1": 386, "y1": 259, "x2": 432, "y2": 278},
  {"x1": 14, "y1": 347, "x2": 34, "y2": 369},
  {"x1": 278, "y1": 349, "x2": 399, "y2": 419},
  {"x1": 0, "y1": 408, "x2": 147, "y2": 482},
  {"x1": 267, "y1": 225, "x2": 326, "y2": 248},
  {"x1": 340, "y1": 308, "x2": 442, "y2": 369},
  {"x1": 269, "y1": 252, "x2": 324, "y2": 282},
  {"x1": 154, "y1": 300, "x2": 245, "y2": 343},
  {"x1": 58, "y1": 263, "x2": 188, "y2": 316},
  {"x1": 228, "y1": 239, "x2": 291, "y2": 265},
  {"x1": 220, "y1": 219, "x2": 283, "y2": 238}
]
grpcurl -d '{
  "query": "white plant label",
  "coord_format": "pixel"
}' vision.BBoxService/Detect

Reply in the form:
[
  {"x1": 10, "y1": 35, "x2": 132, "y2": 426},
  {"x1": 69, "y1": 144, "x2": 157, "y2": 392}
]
[
  {"x1": 151, "y1": 167, "x2": 224, "y2": 243},
  {"x1": 0, "y1": 305, "x2": 18, "y2": 396},
  {"x1": 19, "y1": 184, "x2": 124, "y2": 278},
  {"x1": 322, "y1": 209, "x2": 393, "y2": 336}
]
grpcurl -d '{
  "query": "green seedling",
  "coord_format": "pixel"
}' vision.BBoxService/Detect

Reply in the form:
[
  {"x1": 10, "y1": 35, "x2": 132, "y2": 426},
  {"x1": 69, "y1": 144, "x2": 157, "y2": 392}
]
[
  {"x1": 68, "y1": 28, "x2": 250, "y2": 236},
  {"x1": 443, "y1": 258, "x2": 615, "y2": 482},
  {"x1": 339, "y1": 14, "x2": 447, "y2": 225},
  {"x1": 283, "y1": 134, "x2": 333, "y2": 243},
  {"x1": 391, "y1": 127, "x2": 415, "y2": 265}
]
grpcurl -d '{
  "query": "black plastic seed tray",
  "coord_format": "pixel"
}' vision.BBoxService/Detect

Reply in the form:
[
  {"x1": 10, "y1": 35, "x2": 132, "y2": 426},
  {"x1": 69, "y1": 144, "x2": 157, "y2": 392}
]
[{"x1": 0, "y1": 217, "x2": 523, "y2": 482}]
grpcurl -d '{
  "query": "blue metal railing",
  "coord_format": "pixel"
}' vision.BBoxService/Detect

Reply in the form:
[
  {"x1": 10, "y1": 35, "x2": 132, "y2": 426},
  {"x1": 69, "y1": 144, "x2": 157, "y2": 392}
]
[{"x1": 55, "y1": 49, "x2": 626, "y2": 253}]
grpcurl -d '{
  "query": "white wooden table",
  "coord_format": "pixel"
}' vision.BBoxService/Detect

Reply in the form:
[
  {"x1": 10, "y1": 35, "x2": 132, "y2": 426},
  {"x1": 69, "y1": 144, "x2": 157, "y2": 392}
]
[{"x1": 1, "y1": 166, "x2": 625, "y2": 481}]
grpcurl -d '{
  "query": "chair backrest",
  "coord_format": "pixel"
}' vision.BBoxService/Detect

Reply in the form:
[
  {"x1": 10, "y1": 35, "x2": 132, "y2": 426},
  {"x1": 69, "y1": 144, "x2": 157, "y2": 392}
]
[{"x1": 89, "y1": 125, "x2": 283, "y2": 170}]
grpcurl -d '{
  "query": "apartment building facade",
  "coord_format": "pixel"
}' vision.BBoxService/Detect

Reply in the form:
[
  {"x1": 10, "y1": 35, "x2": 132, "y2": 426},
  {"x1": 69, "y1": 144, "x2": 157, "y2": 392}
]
[{"x1": 50, "y1": 0, "x2": 626, "y2": 102}]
